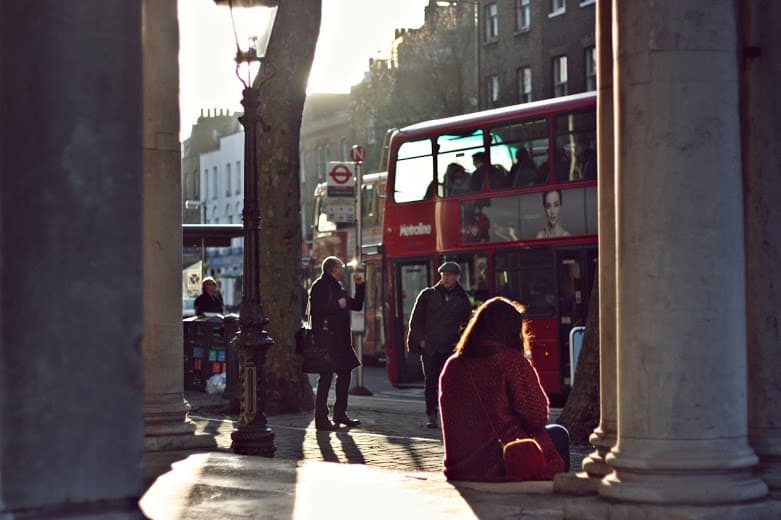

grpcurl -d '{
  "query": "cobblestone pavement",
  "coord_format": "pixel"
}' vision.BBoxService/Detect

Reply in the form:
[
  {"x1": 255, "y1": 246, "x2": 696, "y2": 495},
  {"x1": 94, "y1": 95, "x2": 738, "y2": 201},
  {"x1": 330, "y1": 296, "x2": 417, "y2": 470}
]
[{"x1": 186, "y1": 391, "x2": 590, "y2": 475}]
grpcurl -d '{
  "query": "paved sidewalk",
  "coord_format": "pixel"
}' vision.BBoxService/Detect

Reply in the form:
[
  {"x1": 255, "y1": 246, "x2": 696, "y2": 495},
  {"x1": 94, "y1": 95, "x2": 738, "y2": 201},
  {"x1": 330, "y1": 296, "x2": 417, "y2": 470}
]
[
  {"x1": 141, "y1": 390, "x2": 781, "y2": 519},
  {"x1": 180, "y1": 388, "x2": 589, "y2": 474},
  {"x1": 141, "y1": 390, "x2": 598, "y2": 519}
]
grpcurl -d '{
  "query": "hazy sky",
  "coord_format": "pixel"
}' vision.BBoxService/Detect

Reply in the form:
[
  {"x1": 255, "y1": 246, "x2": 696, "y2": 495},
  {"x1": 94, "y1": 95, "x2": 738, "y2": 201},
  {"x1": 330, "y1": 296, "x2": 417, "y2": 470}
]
[{"x1": 179, "y1": 0, "x2": 428, "y2": 140}]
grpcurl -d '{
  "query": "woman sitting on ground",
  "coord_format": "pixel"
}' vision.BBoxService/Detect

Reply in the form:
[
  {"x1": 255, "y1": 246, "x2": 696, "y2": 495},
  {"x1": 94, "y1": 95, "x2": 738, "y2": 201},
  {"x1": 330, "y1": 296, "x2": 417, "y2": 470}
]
[{"x1": 438, "y1": 296, "x2": 569, "y2": 481}]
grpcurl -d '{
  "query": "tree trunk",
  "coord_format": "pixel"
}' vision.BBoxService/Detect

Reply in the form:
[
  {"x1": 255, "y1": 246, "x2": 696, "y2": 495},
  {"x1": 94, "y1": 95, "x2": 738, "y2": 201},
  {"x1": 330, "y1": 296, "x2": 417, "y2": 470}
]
[
  {"x1": 556, "y1": 274, "x2": 600, "y2": 444},
  {"x1": 256, "y1": 0, "x2": 321, "y2": 414}
]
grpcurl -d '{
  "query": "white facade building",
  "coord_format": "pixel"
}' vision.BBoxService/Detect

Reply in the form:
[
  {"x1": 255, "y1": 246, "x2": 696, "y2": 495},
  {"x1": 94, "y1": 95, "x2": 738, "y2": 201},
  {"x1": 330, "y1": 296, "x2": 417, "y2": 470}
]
[{"x1": 199, "y1": 131, "x2": 245, "y2": 310}]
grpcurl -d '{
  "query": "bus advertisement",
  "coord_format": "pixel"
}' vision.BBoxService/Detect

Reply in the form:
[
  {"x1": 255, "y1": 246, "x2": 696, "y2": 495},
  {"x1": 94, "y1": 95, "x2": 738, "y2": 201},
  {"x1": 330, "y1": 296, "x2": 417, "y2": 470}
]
[{"x1": 382, "y1": 92, "x2": 598, "y2": 404}]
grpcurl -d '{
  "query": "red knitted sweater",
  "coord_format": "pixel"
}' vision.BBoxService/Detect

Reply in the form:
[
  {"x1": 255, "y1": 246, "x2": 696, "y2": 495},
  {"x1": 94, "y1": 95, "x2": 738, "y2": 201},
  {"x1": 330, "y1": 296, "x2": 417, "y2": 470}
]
[{"x1": 438, "y1": 346, "x2": 565, "y2": 481}]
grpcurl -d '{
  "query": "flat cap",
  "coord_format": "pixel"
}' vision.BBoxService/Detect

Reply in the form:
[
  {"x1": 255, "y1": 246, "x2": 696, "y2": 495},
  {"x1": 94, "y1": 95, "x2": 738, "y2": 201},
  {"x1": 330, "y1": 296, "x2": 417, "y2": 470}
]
[{"x1": 438, "y1": 261, "x2": 461, "y2": 275}]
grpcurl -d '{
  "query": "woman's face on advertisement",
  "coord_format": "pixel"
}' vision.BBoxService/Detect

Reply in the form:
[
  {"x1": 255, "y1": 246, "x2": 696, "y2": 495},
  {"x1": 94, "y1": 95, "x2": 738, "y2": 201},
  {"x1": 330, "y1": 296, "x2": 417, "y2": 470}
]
[{"x1": 544, "y1": 191, "x2": 561, "y2": 225}]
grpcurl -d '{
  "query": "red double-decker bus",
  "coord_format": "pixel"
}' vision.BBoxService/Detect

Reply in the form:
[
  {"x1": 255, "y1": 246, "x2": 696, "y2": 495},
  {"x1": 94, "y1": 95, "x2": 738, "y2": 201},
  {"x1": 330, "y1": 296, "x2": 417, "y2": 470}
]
[{"x1": 383, "y1": 92, "x2": 598, "y2": 403}]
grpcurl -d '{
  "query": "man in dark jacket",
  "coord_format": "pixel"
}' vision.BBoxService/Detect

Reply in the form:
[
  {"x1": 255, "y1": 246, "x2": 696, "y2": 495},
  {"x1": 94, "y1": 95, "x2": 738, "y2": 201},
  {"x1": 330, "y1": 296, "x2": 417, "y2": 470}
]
[
  {"x1": 408, "y1": 261, "x2": 472, "y2": 428},
  {"x1": 309, "y1": 256, "x2": 365, "y2": 431}
]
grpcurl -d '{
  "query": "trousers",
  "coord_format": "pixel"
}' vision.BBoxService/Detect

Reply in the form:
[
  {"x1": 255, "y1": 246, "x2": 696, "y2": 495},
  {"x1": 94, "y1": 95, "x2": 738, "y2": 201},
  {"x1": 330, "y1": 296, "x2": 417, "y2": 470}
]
[
  {"x1": 315, "y1": 369, "x2": 351, "y2": 419},
  {"x1": 545, "y1": 424, "x2": 571, "y2": 472},
  {"x1": 421, "y1": 350, "x2": 451, "y2": 415}
]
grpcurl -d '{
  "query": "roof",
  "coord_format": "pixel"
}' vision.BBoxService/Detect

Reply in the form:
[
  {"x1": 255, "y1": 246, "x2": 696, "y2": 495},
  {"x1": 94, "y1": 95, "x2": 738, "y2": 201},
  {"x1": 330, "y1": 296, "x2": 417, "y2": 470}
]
[{"x1": 183, "y1": 224, "x2": 244, "y2": 247}]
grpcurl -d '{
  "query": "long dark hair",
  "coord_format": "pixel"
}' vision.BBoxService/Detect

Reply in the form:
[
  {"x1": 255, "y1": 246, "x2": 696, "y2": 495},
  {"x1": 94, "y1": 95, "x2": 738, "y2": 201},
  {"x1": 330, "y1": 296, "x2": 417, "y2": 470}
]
[{"x1": 454, "y1": 297, "x2": 530, "y2": 357}]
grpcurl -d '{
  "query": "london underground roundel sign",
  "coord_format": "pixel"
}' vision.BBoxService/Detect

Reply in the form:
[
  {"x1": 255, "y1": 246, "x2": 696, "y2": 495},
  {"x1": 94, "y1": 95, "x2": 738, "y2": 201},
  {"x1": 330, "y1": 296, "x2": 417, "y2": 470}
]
[{"x1": 329, "y1": 163, "x2": 352, "y2": 184}]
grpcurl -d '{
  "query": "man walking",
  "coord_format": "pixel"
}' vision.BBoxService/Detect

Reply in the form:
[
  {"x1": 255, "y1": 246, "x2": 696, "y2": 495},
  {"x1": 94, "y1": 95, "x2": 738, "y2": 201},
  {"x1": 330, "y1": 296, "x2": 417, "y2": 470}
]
[{"x1": 408, "y1": 261, "x2": 472, "y2": 428}]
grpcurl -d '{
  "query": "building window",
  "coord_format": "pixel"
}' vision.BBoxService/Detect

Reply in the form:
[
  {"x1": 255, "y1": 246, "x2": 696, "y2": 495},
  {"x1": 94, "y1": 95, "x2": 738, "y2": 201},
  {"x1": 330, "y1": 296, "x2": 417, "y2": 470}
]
[
  {"x1": 203, "y1": 169, "x2": 209, "y2": 200},
  {"x1": 212, "y1": 166, "x2": 218, "y2": 199},
  {"x1": 340, "y1": 138, "x2": 348, "y2": 161},
  {"x1": 234, "y1": 161, "x2": 241, "y2": 194},
  {"x1": 487, "y1": 74, "x2": 500, "y2": 104},
  {"x1": 317, "y1": 146, "x2": 326, "y2": 180},
  {"x1": 485, "y1": 3, "x2": 498, "y2": 41},
  {"x1": 225, "y1": 163, "x2": 231, "y2": 196},
  {"x1": 550, "y1": 0, "x2": 566, "y2": 16},
  {"x1": 517, "y1": 66, "x2": 532, "y2": 103},
  {"x1": 585, "y1": 46, "x2": 596, "y2": 91},
  {"x1": 553, "y1": 55, "x2": 568, "y2": 97},
  {"x1": 515, "y1": 0, "x2": 530, "y2": 32},
  {"x1": 367, "y1": 113, "x2": 376, "y2": 145}
]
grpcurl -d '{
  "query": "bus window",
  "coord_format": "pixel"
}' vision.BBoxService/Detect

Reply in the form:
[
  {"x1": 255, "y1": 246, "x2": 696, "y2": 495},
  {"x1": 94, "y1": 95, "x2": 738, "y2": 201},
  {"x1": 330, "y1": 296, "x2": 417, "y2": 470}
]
[
  {"x1": 491, "y1": 118, "x2": 549, "y2": 188},
  {"x1": 436, "y1": 130, "x2": 484, "y2": 195},
  {"x1": 393, "y1": 139, "x2": 434, "y2": 203},
  {"x1": 553, "y1": 109, "x2": 597, "y2": 183},
  {"x1": 493, "y1": 248, "x2": 555, "y2": 318},
  {"x1": 315, "y1": 191, "x2": 337, "y2": 232},
  {"x1": 441, "y1": 252, "x2": 489, "y2": 308},
  {"x1": 362, "y1": 183, "x2": 376, "y2": 225}
]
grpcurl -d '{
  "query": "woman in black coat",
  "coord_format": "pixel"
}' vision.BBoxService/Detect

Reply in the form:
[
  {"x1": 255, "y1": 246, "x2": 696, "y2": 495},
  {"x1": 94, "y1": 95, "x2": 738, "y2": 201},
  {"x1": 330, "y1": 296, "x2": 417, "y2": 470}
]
[{"x1": 309, "y1": 256, "x2": 365, "y2": 431}]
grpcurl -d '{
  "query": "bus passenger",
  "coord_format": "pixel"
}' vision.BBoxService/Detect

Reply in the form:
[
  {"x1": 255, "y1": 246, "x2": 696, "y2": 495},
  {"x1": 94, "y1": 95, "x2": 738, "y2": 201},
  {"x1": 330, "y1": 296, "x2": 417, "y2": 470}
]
[
  {"x1": 575, "y1": 137, "x2": 597, "y2": 180},
  {"x1": 439, "y1": 297, "x2": 569, "y2": 481},
  {"x1": 552, "y1": 146, "x2": 572, "y2": 183},
  {"x1": 510, "y1": 148, "x2": 539, "y2": 188},
  {"x1": 443, "y1": 162, "x2": 471, "y2": 197},
  {"x1": 536, "y1": 190, "x2": 570, "y2": 238},
  {"x1": 471, "y1": 151, "x2": 510, "y2": 191},
  {"x1": 407, "y1": 261, "x2": 472, "y2": 429}
]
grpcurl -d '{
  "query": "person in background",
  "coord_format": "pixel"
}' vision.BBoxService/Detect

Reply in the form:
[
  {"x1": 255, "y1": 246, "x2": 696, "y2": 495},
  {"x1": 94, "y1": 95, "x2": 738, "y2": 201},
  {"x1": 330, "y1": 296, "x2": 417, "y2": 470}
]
[
  {"x1": 575, "y1": 136, "x2": 597, "y2": 180},
  {"x1": 439, "y1": 297, "x2": 569, "y2": 481},
  {"x1": 309, "y1": 256, "x2": 365, "y2": 431},
  {"x1": 471, "y1": 151, "x2": 510, "y2": 191},
  {"x1": 194, "y1": 276, "x2": 224, "y2": 315},
  {"x1": 536, "y1": 190, "x2": 570, "y2": 238},
  {"x1": 444, "y1": 162, "x2": 472, "y2": 197},
  {"x1": 510, "y1": 148, "x2": 540, "y2": 188},
  {"x1": 407, "y1": 261, "x2": 472, "y2": 429}
]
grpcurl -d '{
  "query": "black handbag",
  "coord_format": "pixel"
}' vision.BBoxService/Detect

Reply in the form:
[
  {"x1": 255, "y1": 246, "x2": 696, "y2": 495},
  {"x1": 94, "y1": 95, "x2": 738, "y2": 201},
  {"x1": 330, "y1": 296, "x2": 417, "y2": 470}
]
[{"x1": 298, "y1": 296, "x2": 334, "y2": 374}]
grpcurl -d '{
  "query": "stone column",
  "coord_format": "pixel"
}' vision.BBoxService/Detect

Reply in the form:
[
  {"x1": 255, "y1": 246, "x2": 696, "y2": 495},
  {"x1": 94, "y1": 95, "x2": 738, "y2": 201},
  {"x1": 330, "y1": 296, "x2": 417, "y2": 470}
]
[
  {"x1": 742, "y1": 0, "x2": 781, "y2": 499},
  {"x1": 0, "y1": 5, "x2": 144, "y2": 517},
  {"x1": 581, "y1": 0, "x2": 617, "y2": 480},
  {"x1": 142, "y1": 0, "x2": 214, "y2": 451},
  {"x1": 601, "y1": 0, "x2": 767, "y2": 508}
]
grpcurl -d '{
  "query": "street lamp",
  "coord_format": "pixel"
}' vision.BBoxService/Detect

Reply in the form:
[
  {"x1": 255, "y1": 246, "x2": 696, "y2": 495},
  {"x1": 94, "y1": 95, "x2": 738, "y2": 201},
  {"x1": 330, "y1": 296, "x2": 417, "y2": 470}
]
[{"x1": 214, "y1": 0, "x2": 278, "y2": 457}]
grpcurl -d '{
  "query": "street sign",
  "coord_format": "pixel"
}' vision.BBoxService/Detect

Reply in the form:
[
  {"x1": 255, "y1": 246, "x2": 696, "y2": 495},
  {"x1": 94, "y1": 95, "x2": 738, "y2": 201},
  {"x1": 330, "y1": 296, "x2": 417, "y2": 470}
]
[
  {"x1": 327, "y1": 162, "x2": 354, "y2": 197},
  {"x1": 326, "y1": 198, "x2": 355, "y2": 223},
  {"x1": 350, "y1": 145, "x2": 366, "y2": 164}
]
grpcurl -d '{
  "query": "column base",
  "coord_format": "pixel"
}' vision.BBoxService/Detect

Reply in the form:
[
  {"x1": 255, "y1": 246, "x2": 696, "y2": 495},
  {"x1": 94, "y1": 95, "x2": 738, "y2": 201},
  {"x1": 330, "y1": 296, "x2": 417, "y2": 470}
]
[
  {"x1": 553, "y1": 471, "x2": 601, "y2": 495},
  {"x1": 582, "y1": 425, "x2": 616, "y2": 478},
  {"x1": 145, "y1": 421, "x2": 217, "y2": 452},
  {"x1": 231, "y1": 426, "x2": 275, "y2": 457},
  {"x1": 600, "y1": 468, "x2": 767, "y2": 506},
  {"x1": 581, "y1": 452, "x2": 611, "y2": 478},
  {"x1": 564, "y1": 496, "x2": 778, "y2": 519},
  {"x1": 757, "y1": 454, "x2": 781, "y2": 499},
  {"x1": 599, "y1": 439, "x2": 767, "y2": 505},
  {"x1": 144, "y1": 392, "x2": 215, "y2": 451}
]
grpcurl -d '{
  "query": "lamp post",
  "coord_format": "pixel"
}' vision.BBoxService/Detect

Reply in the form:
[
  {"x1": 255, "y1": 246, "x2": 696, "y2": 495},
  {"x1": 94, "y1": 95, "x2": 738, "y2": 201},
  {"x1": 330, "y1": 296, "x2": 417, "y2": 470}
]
[{"x1": 214, "y1": 0, "x2": 278, "y2": 457}]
